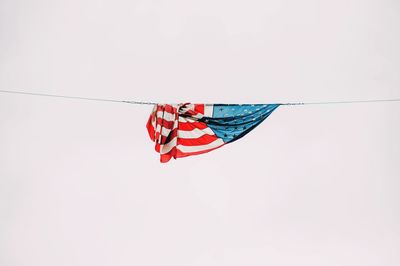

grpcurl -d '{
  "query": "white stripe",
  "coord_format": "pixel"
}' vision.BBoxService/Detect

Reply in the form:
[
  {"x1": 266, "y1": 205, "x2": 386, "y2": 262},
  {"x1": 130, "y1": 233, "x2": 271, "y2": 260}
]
[
  {"x1": 178, "y1": 116, "x2": 206, "y2": 123},
  {"x1": 178, "y1": 127, "x2": 215, "y2": 139},
  {"x1": 159, "y1": 119, "x2": 178, "y2": 137},
  {"x1": 150, "y1": 106, "x2": 157, "y2": 128},
  {"x1": 155, "y1": 124, "x2": 161, "y2": 134},
  {"x1": 160, "y1": 137, "x2": 177, "y2": 154},
  {"x1": 160, "y1": 131, "x2": 222, "y2": 154},
  {"x1": 157, "y1": 111, "x2": 176, "y2": 122},
  {"x1": 191, "y1": 113, "x2": 204, "y2": 119},
  {"x1": 177, "y1": 138, "x2": 224, "y2": 153},
  {"x1": 179, "y1": 105, "x2": 205, "y2": 119},
  {"x1": 151, "y1": 106, "x2": 157, "y2": 115},
  {"x1": 158, "y1": 127, "x2": 171, "y2": 137},
  {"x1": 204, "y1": 105, "x2": 214, "y2": 117},
  {"x1": 157, "y1": 124, "x2": 163, "y2": 143},
  {"x1": 179, "y1": 117, "x2": 197, "y2": 123}
]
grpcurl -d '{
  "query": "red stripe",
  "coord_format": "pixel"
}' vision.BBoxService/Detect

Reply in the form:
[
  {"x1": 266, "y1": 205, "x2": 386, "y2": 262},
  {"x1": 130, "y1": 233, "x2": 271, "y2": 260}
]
[
  {"x1": 177, "y1": 134, "x2": 218, "y2": 146},
  {"x1": 165, "y1": 104, "x2": 177, "y2": 113},
  {"x1": 148, "y1": 103, "x2": 225, "y2": 163},
  {"x1": 158, "y1": 128, "x2": 217, "y2": 148},
  {"x1": 160, "y1": 147, "x2": 176, "y2": 163},
  {"x1": 178, "y1": 121, "x2": 209, "y2": 131},
  {"x1": 146, "y1": 117, "x2": 156, "y2": 141},
  {"x1": 194, "y1": 104, "x2": 204, "y2": 114},
  {"x1": 156, "y1": 118, "x2": 175, "y2": 129},
  {"x1": 159, "y1": 143, "x2": 225, "y2": 163},
  {"x1": 156, "y1": 104, "x2": 177, "y2": 114},
  {"x1": 176, "y1": 144, "x2": 225, "y2": 158},
  {"x1": 155, "y1": 142, "x2": 160, "y2": 152},
  {"x1": 158, "y1": 129, "x2": 177, "y2": 145},
  {"x1": 156, "y1": 105, "x2": 164, "y2": 112},
  {"x1": 160, "y1": 153, "x2": 173, "y2": 163}
]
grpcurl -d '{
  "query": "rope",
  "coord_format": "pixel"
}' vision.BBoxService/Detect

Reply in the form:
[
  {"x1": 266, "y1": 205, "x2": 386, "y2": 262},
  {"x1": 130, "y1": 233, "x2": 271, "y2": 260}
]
[
  {"x1": 281, "y1": 98, "x2": 400, "y2": 105},
  {"x1": 0, "y1": 89, "x2": 157, "y2": 105},
  {"x1": 1, "y1": 89, "x2": 400, "y2": 106}
]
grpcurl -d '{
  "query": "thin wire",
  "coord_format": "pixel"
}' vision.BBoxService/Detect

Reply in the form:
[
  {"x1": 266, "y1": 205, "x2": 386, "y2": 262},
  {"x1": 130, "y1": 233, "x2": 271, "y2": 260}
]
[
  {"x1": 0, "y1": 89, "x2": 157, "y2": 105},
  {"x1": 281, "y1": 98, "x2": 400, "y2": 105},
  {"x1": 1, "y1": 89, "x2": 400, "y2": 106}
]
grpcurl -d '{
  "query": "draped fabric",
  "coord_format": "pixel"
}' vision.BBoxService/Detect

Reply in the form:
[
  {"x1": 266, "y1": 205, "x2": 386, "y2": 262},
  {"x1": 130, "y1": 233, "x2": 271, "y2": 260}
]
[{"x1": 147, "y1": 103, "x2": 279, "y2": 162}]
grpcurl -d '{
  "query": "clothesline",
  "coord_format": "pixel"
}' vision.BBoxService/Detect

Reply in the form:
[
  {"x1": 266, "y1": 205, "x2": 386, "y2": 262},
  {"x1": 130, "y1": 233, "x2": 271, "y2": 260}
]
[
  {"x1": 1, "y1": 89, "x2": 400, "y2": 106},
  {"x1": 2, "y1": 88, "x2": 399, "y2": 162}
]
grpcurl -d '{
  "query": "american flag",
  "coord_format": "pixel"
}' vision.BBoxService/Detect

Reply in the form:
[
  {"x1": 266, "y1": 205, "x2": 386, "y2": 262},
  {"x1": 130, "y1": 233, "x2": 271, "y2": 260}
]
[{"x1": 147, "y1": 103, "x2": 279, "y2": 162}]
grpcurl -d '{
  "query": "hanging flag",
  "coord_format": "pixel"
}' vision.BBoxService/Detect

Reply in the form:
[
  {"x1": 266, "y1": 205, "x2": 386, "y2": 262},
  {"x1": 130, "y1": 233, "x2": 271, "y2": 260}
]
[{"x1": 147, "y1": 103, "x2": 279, "y2": 162}]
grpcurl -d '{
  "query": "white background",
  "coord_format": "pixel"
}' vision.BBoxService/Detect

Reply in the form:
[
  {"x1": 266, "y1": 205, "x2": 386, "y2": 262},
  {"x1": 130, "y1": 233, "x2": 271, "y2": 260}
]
[{"x1": 1, "y1": 0, "x2": 399, "y2": 265}]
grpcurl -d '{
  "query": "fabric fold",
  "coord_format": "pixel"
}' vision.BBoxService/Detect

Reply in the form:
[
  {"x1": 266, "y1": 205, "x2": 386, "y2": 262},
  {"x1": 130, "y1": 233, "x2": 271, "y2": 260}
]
[{"x1": 147, "y1": 103, "x2": 279, "y2": 162}]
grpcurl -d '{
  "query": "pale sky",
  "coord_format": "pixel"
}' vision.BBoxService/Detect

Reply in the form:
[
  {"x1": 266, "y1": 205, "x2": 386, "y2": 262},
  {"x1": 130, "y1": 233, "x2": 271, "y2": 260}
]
[{"x1": 1, "y1": 0, "x2": 400, "y2": 265}]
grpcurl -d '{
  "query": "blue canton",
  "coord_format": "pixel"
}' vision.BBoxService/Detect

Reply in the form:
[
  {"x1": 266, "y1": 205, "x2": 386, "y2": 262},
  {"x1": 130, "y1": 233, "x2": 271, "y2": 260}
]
[{"x1": 201, "y1": 104, "x2": 279, "y2": 143}]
